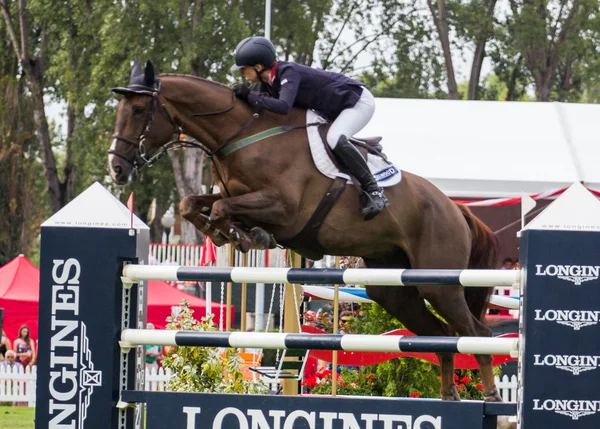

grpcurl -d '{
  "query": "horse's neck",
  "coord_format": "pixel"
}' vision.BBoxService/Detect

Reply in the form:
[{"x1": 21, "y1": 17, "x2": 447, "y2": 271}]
[{"x1": 161, "y1": 75, "x2": 308, "y2": 148}]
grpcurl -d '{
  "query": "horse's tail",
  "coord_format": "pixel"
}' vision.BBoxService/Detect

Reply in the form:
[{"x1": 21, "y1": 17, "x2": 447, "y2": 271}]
[{"x1": 456, "y1": 204, "x2": 500, "y2": 322}]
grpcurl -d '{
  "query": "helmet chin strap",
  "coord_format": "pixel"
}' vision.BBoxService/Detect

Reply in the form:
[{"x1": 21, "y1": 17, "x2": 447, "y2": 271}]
[{"x1": 253, "y1": 67, "x2": 268, "y2": 85}]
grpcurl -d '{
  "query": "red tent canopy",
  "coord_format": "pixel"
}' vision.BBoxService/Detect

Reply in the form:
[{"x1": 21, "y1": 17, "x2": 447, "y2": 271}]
[
  {"x1": 146, "y1": 279, "x2": 233, "y2": 330},
  {"x1": 0, "y1": 255, "x2": 40, "y2": 342},
  {"x1": 0, "y1": 255, "x2": 234, "y2": 341}
]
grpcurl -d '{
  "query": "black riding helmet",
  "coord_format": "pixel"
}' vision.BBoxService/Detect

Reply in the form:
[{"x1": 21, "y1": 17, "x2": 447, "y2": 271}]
[{"x1": 230, "y1": 37, "x2": 277, "y2": 72}]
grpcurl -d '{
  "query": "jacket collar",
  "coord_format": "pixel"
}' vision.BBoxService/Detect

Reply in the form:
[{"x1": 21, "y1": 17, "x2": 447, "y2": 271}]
[{"x1": 269, "y1": 61, "x2": 279, "y2": 84}]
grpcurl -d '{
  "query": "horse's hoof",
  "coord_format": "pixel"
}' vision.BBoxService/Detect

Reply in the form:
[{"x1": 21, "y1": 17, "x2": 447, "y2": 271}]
[
  {"x1": 250, "y1": 227, "x2": 275, "y2": 250},
  {"x1": 440, "y1": 385, "x2": 461, "y2": 401},
  {"x1": 484, "y1": 386, "x2": 503, "y2": 402}
]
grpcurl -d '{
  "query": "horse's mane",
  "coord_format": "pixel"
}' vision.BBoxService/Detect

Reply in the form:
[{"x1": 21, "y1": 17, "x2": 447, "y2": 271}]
[{"x1": 159, "y1": 73, "x2": 232, "y2": 92}]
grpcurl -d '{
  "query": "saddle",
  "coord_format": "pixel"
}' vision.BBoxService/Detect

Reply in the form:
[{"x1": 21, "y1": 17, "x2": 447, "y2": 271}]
[
  {"x1": 349, "y1": 136, "x2": 386, "y2": 160},
  {"x1": 316, "y1": 125, "x2": 389, "y2": 174}
]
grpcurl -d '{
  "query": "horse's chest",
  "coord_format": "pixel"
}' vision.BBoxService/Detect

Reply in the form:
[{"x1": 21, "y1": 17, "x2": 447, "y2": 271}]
[{"x1": 225, "y1": 179, "x2": 252, "y2": 197}]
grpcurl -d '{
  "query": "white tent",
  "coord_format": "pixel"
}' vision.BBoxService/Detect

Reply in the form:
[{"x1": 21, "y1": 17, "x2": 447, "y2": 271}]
[{"x1": 357, "y1": 98, "x2": 600, "y2": 198}]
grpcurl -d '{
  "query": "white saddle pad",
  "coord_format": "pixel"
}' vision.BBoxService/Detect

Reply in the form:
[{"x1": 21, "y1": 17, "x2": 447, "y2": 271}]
[{"x1": 306, "y1": 110, "x2": 402, "y2": 187}]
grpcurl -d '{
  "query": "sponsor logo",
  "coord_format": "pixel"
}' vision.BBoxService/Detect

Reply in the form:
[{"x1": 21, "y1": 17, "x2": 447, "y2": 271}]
[
  {"x1": 183, "y1": 407, "x2": 442, "y2": 429},
  {"x1": 535, "y1": 264, "x2": 600, "y2": 285},
  {"x1": 534, "y1": 354, "x2": 600, "y2": 375},
  {"x1": 374, "y1": 166, "x2": 399, "y2": 182},
  {"x1": 49, "y1": 258, "x2": 100, "y2": 429},
  {"x1": 534, "y1": 309, "x2": 600, "y2": 330},
  {"x1": 533, "y1": 399, "x2": 600, "y2": 420}
]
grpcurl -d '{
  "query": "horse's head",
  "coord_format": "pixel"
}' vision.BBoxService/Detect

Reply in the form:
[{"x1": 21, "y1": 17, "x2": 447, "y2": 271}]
[{"x1": 109, "y1": 60, "x2": 176, "y2": 184}]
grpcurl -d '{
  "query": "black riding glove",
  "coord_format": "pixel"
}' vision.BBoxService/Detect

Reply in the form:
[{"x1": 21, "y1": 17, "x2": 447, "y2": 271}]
[{"x1": 233, "y1": 84, "x2": 251, "y2": 101}]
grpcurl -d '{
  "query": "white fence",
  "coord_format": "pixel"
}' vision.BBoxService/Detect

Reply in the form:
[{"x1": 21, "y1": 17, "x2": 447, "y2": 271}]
[
  {"x1": 149, "y1": 243, "x2": 203, "y2": 266},
  {"x1": 0, "y1": 366, "x2": 37, "y2": 407},
  {"x1": 0, "y1": 365, "x2": 517, "y2": 406},
  {"x1": 496, "y1": 374, "x2": 518, "y2": 402}
]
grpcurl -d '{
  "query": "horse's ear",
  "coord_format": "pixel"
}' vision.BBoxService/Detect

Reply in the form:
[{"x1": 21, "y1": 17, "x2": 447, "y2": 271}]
[
  {"x1": 131, "y1": 61, "x2": 142, "y2": 79},
  {"x1": 144, "y1": 60, "x2": 155, "y2": 86}
]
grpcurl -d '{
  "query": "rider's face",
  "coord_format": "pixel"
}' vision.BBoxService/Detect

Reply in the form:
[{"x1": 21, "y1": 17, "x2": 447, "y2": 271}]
[
  {"x1": 241, "y1": 67, "x2": 258, "y2": 83},
  {"x1": 241, "y1": 64, "x2": 270, "y2": 84}
]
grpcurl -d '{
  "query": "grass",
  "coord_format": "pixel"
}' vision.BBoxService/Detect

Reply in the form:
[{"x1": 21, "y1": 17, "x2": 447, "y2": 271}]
[{"x1": 0, "y1": 405, "x2": 35, "y2": 429}]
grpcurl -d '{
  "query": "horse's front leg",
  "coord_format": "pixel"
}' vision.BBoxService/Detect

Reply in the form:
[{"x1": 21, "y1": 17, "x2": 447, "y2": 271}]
[
  {"x1": 179, "y1": 193, "x2": 230, "y2": 246},
  {"x1": 210, "y1": 188, "x2": 287, "y2": 251}
]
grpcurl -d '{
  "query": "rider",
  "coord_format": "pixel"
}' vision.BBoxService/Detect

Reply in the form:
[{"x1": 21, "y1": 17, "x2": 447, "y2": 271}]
[{"x1": 230, "y1": 36, "x2": 388, "y2": 221}]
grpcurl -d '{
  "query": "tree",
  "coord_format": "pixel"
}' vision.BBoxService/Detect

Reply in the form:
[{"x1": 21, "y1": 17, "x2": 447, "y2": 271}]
[
  {"x1": 425, "y1": 0, "x2": 499, "y2": 100},
  {"x1": 0, "y1": 23, "x2": 47, "y2": 264},
  {"x1": 504, "y1": 0, "x2": 600, "y2": 101},
  {"x1": 1, "y1": 0, "x2": 76, "y2": 213}
]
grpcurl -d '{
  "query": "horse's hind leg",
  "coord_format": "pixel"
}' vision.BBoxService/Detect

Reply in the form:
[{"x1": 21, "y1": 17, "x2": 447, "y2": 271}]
[
  {"x1": 412, "y1": 242, "x2": 502, "y2": 402},
  {"x1": 364, "y1": 257, "x2": 461, "y2": 401}
]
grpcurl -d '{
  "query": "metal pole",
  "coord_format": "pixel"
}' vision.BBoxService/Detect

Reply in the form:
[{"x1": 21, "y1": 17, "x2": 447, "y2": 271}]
[
  {"x1": 282, "y1": 251, "x2": 302, "y2": 396},
  {"x1": 265, "y1": 0, "x2": 272, "y2": 39},
  {"x1": 241, "y1": 253, "x2": 248, "y2": 333},
  {"x1": 226, "y1": 245, "x2": 234, "y2": 331},
  {"x1": 254, "y1": 0, "x2": 271, "y2": 332},
  {"x1": 255, "y1": 251, "x2": 265, "y2": 331},
  {"x1": 331, "y1": 257, "x2": 340, "y2": 396}
]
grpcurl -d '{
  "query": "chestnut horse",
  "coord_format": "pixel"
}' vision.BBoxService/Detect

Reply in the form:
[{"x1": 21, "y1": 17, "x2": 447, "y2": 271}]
[{"x1": 108, "y1": 61, "x2": 501, "y2": 402}]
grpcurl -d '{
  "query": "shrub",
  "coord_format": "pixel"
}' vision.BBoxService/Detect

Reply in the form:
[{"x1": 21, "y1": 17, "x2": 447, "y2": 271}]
[{"x1": 161, "y1": 299, "x2": 267, "y2": 394}]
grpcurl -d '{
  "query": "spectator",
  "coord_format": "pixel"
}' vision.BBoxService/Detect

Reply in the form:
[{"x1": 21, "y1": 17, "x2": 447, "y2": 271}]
[
  {"x1": 145, "y1": 323, "x2": 163, "y2": 371},
  {"x1": 0, "y1": 350, "x2": 20, "y2": 371},
  {"x1": 0, "y1": 330, "x2": 11, "y2": 361},
  {"x1": 302, "y1": 353, "x2": 319, "y2": 393},
  {"x1": 501, "y1": 258, "x2": 514, "y2": 270},
  {"x1": 13, "y1": 325, "x2": 35, "y2": 367}
]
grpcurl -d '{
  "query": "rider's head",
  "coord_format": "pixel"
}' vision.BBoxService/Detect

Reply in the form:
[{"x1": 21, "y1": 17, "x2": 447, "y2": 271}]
[{"x1": 231, "y1": 37, "x2": 277, "y2": 84}]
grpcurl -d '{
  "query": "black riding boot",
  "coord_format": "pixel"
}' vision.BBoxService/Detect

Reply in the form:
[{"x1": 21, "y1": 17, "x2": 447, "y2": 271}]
[{"x1": 333, "y1": 136, "x2": 389, "y2": 220}]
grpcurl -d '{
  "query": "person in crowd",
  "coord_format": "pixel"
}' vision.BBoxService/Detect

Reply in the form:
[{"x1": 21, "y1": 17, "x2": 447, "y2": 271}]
[
  {"x1": 145, "y1": 323, "x2": 163, "y2": 371},
  {"x1": 13, "y1": 325, "x2": 35, "y2": 367},
  {"x1": 0, "y1": 350, "x2": 20, "y2": 371},
  {"x1": 0, "y1": 329, "x2": 11, "y2": 361},
  {"x1": 501, "y1": 258, "x2": 514, "y2": 270}
]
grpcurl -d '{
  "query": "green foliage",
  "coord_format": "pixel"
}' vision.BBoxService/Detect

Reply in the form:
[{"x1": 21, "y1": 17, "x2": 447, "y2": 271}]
[
  {"x1": 343, "y1": 303, "x2": 440, "y2": 397},
  {"x1": 0, "y1": 21, "x2": 49, "y2": 264},
  {"x1": 162, "y1": 300, "x2": 267, "y2": 394},
  {"x1": 345, "y1": 301, "x2": 501, "y2": 399}
]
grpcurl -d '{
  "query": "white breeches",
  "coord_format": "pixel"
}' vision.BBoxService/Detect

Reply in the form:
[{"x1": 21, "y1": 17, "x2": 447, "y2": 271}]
[{"x1": 326, "y1": 87, "x2": 376, "y2": 148}]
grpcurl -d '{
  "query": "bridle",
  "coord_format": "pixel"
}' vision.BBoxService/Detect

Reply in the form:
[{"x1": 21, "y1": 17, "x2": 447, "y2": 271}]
[{"x1": 109, "y1": 78, "x2": 260, "y2": 180}]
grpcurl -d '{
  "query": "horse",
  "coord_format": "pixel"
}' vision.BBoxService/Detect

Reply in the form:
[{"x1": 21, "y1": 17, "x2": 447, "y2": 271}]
[{"x1": 108, "y1": 61, "x2": 502, "y2": 402}]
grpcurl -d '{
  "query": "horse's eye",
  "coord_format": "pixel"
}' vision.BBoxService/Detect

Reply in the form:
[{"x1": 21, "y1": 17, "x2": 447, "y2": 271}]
[{"x1": 132, "y1": 105, "x2": 145, "y2": 115}]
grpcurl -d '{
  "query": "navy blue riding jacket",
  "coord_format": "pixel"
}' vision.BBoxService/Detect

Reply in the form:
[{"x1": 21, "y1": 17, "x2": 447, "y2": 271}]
[{"x1": 247, "y1": 61, "x2": 364, "y2": 120}]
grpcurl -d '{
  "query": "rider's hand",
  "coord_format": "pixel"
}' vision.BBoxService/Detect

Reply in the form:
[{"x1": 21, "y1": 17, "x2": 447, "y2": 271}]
[{"x1": 233, "y1": 84, "x2": 251, "y2": 101}]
